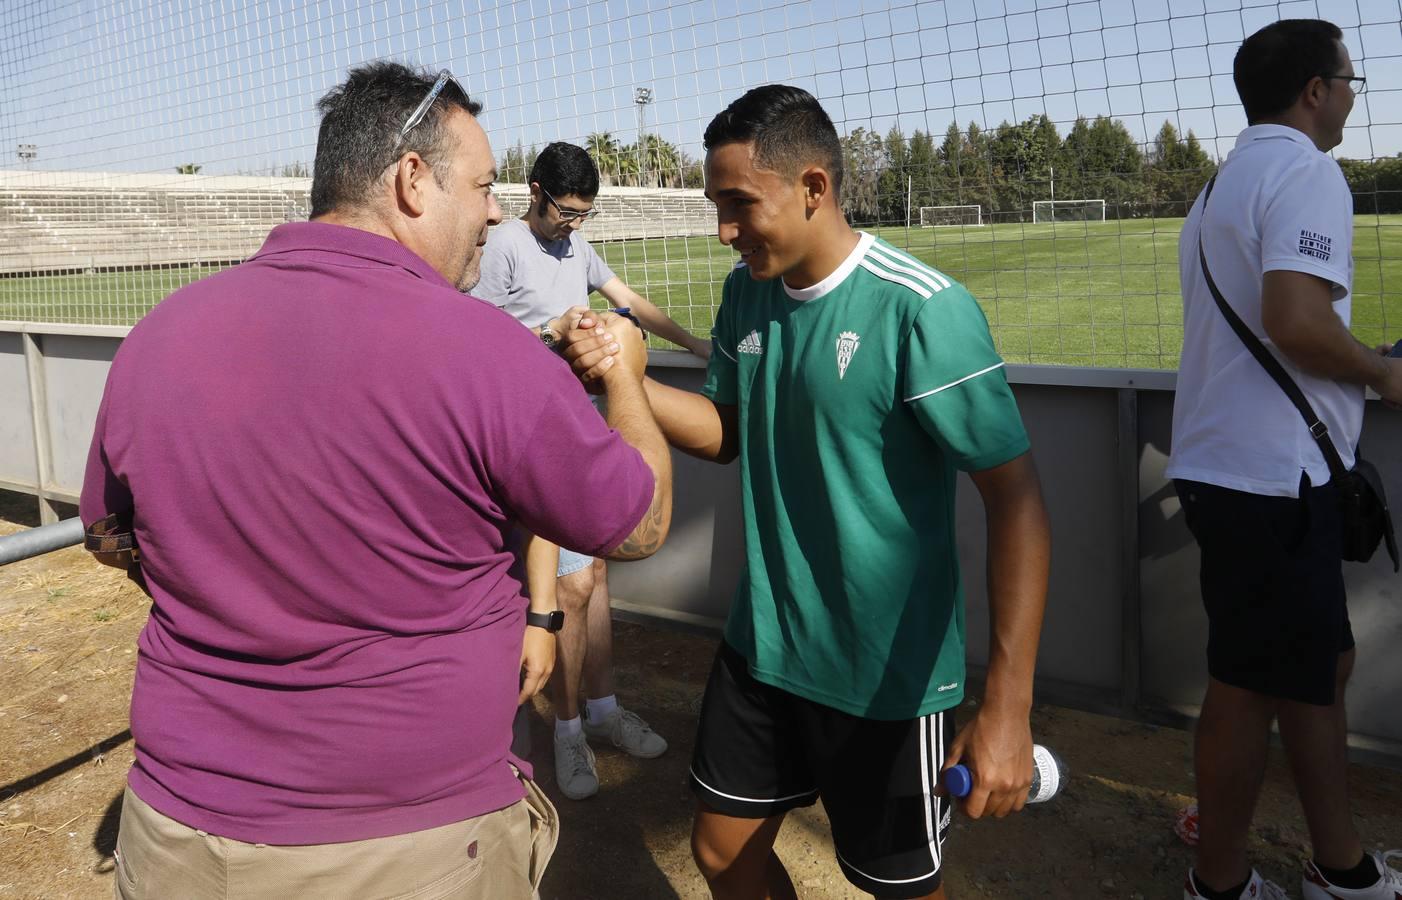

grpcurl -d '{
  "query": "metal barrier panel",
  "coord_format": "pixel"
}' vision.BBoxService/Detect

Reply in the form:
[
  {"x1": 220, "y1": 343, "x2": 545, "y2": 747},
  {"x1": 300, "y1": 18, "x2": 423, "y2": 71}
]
[
  {"x1": 2, "y1": 329, "x2": 1400, "y2": 760},
  {"x1": 606, "y1": 361, "x2": 743, "y2": 632},
  {"x1": 40, "y1": 334, "x2": 122, "y2": 495},
  {"x1": 961, "y1": 382, "x2": 1125, "y2": 698},
  {"x1": 1141, "y1": 391, "x2": 1402, "y2": 752},
  {"x1": 0, "y1": 331, "x2": 38, "y2": 493}
]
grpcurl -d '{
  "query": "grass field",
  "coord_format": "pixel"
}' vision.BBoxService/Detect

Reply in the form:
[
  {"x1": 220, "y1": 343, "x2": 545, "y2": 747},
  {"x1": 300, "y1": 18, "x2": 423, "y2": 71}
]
[
  {"x1": 6, "y1": 215, "x2": 1402, "y2": 369},
  {"x1": 597, "y1": 215, "x2": 1402, "y2": 369}
]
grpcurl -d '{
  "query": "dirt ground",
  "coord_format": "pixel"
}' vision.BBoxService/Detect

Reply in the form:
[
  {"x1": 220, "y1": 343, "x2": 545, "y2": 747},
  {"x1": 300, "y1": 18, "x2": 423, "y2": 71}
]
[{"x1": 1, "y1": 492, "x2": 1399, "y2": 900}]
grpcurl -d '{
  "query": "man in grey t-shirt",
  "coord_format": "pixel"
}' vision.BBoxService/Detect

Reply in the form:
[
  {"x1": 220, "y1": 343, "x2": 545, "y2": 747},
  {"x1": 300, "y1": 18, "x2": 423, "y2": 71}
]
[
  {"x1": 476, "y1": 142, "x2": 704, "y2": 801},
  {"x1": 475, "y1": 215, "x2": 615, "y2": 330}
]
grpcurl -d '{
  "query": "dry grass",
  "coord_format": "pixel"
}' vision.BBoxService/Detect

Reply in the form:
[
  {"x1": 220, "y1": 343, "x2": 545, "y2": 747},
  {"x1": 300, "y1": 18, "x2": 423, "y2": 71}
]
[
  {"x1": 1, "y1": 491, "x2": 1399, "y2": 899},
  {"x1": 0, "y1": 541, "x2": 147, "y2": 718}
]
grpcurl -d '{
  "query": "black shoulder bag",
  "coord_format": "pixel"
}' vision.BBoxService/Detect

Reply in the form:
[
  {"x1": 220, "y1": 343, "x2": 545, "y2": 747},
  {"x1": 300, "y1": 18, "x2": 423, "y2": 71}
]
[{"x1": 1196, "y1": 176, "x2": 1398, "y2": 572}]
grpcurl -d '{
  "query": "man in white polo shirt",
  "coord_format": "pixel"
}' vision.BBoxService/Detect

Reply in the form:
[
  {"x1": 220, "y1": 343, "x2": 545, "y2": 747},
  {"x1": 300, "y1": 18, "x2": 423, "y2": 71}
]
[{"x1": 1168, "y1": 19, "x2": 1402, "y2": 900}]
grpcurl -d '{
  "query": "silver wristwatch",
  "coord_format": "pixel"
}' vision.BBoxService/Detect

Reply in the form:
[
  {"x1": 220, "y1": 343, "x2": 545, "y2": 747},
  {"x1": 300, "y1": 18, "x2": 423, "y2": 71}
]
[{"x1": 539, "y1": 322, "x2": 559, "y2": 350}]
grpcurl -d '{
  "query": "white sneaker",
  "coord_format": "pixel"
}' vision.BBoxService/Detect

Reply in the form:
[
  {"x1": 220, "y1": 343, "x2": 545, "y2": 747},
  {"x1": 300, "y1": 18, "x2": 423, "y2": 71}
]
[
  {"x1": 1185, "y1": 868, "x2": 1291, "y2": 900},
  {"x1": 553, "y1": 731, "x2": 598, "y2": 800},
  {"x1": 1302, "y1": 851, "x2": 1402, "y2": 900},
  {"x1": 582, "y1": 706, "x2": 668, "y2": 759}
]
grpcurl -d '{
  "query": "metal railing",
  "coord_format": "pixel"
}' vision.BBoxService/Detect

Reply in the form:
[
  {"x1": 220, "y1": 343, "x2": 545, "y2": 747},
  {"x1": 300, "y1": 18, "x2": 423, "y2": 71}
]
[{"x1": 0, "y1": 517, "x2": 83, "y2": 565}]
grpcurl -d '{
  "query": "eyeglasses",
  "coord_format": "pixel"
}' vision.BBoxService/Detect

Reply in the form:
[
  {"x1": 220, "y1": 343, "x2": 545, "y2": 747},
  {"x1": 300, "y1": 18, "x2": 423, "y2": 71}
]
[
  {"x1": 541, "y1": 186, "x2": 599, "y2": 223},
  {"x1": 394, "y1": 69, "x2": 465, "y2": 149},
  {"x1": 1319, "y1": 74, "x2": 1367, "y2": 95}
]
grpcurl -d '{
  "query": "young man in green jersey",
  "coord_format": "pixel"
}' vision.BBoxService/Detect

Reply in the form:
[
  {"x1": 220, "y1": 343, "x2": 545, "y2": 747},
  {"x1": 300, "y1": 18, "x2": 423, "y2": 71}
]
[{"x1": 562, "y1": 85, "x2": 1051, "y2": 899}]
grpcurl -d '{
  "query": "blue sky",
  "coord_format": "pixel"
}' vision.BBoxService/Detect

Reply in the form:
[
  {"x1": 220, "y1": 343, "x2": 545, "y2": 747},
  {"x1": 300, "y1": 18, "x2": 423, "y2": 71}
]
[{"x1": 2, "y1": 0, "x2": 1399, "y2": 178}]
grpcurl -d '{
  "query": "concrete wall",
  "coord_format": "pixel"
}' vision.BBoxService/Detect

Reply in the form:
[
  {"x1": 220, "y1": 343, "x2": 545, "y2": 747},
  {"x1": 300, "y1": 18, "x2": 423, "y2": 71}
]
[{"x1": 4, "y1": 327, "x2": 1400, "y2": 759}]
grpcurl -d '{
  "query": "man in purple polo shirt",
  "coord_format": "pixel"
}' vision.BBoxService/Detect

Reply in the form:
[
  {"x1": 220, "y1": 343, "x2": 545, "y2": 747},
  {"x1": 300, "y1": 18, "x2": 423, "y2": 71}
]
[{"x1": 80, "y1": 61, "x2": 672, "y2": 899}]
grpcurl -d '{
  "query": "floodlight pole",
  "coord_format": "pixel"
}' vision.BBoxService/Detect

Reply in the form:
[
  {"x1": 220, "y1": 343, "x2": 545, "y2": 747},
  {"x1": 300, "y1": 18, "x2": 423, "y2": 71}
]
[
  {"x1": 635, "y1": 87, "x2": 653, "y2": 187},
  {"x1": 17, "y1": 143, "x2": 37, "y2": 167}
]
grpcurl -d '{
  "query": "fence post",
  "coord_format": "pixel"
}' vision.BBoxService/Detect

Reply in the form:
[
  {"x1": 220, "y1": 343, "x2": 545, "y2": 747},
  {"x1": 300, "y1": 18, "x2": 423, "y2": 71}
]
[
  {"x1": 1117, "y1": 387, "x2": 1141, "y2": 714},
  {"x1": 22, "y1": 331, "x2": 59, "y2": 525}
]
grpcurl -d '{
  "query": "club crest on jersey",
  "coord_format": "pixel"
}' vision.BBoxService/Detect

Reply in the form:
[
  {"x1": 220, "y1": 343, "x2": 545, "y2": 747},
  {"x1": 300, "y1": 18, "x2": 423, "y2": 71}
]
[
  {"x1": 836, "y1": 331, "x2": 860, "y2": 379},
  {"x1": 738, "y1": 329, "x2": 764, "y2": 355}
]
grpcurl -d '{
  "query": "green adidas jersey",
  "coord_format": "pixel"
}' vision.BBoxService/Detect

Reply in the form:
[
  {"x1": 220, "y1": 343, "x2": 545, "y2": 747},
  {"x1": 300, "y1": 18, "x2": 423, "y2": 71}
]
[{"x1": 701, "y1": 232, "x2": 1030, "y2": 720}]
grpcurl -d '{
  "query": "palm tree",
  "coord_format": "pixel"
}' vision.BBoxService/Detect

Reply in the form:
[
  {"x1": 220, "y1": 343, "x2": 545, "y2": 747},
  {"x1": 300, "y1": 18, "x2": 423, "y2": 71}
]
[
  {"x1": 613, "y1": 145, "x2": 641, "y2": 187},
  {"x1": 622, "y1": 134, "x2": 684, "y2": 187},
  {"x1": 641, "y1": 134, "x2": 684, "y2": 187},
  {"x1": 174, "y1": 163, "x2": 202, "y2": 175},
  {"x1": 586, "y1": 132, "x2": 621, "y2": 185}
]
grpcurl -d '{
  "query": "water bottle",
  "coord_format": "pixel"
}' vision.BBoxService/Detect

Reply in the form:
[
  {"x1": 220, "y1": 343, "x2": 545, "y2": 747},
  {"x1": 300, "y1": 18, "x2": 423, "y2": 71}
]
[{"x1": 943, "y1": 744, "x2": 1067, "y2": 804}]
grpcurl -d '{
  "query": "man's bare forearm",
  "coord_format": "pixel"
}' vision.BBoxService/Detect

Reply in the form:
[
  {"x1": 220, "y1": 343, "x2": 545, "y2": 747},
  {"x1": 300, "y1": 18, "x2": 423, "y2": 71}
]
[
  {"x1": 642, "y1": 378, "x2": 738, "y2": 463},
  {"x1": 971, "y1": 453, "x2": 1050, "y2": 713},
  {"x1": 523, "y1": 534, "x2": 560, "y2": 613},
  {"x1": 1273, "y1": 307, "x2": 1385, "y2": 386},
  {"x1": 1263, "y1": 270, "x2": 1390, "y2": 388},
  {"x1": 631, "y1": 298, "x2": 708, "y2": 355},
  {"x1": 599, "y1": 280, "x2": 708, "y2": 356},
  {"x1": 603, "y1": 372, "x2": 673, "y2": 560}
]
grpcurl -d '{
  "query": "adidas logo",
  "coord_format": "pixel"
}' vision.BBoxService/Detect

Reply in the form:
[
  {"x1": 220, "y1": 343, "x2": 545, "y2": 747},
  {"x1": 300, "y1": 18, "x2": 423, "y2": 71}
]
[{"x1": 738, "y1": 330, "x2": 763, "y2": 355}]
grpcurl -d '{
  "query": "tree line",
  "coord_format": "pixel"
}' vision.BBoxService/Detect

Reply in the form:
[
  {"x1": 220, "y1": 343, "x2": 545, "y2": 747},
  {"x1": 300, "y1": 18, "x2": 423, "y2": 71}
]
[
  {"x1": 496, "y1": 114, "x2": 1402, "y2": 220},
  {"x1": 839, "y1": 115, "x2": 1217, "y2": 224},
  {"x1": 499, "y1": 132, "x2": 704, "y2": 190},
  {"x1": 844, "y1": 115, "x2": 1402, "y2": 223}
]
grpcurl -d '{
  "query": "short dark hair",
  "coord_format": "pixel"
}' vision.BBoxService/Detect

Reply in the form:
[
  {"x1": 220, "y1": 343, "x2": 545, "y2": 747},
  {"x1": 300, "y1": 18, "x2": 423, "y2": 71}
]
[
  {"x1": 1233, "y1": 19, "x2": 1345, "y2": 123},
  {"x1": 310, "y1": 61, "x2": 482, "y2": 218},
  {"x1": 703, "y1": 85, "x2": 843, "y2": 197},
  {"x1": 530, "y1": 142, "x2": 600, "y2": 206}
]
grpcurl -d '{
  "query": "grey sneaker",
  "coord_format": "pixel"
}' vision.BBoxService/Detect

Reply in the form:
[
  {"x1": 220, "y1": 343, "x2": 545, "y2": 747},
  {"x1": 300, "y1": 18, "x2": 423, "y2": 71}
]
[
  {"x1": 553, "y1": 731, "x2": 598, "y2": 800},
  {"x1": 583, "y1": 706, "x2": 668, "y2": 759}
]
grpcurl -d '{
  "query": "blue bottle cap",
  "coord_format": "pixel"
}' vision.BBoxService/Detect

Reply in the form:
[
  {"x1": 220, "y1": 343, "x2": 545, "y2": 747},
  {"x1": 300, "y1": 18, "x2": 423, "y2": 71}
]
[{"x1": 944, "y1": 764, "x2": 973, "y2": 799}]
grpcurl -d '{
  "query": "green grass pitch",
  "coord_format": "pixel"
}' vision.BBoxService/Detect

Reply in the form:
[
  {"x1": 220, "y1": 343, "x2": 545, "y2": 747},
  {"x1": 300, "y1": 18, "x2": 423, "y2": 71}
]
[
  {"x1": 5, "y1": 215, "x2": 1402, "y2": 370},
  {"x1": 596, "y1": 215, "x2": 1402, "y2": 369}
]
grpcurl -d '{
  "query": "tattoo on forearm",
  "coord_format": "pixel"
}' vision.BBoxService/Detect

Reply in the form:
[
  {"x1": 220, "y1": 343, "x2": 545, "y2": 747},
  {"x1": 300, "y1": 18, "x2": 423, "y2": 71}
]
[{"x1": 615, "y1": 489, "x2": 667, "y2": 559}]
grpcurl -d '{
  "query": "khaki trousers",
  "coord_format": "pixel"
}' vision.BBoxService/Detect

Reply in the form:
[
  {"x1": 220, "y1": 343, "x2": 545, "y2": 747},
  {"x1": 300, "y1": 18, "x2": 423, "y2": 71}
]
[{"x1": 113, "y1": 777, "x2": 558, "y2": 900}]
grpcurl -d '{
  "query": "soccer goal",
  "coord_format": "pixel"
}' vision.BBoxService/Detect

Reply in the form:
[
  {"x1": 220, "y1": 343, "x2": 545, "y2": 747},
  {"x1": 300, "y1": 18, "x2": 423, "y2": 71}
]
[
  {"x1": 1031, "y1": 199, "x2": 1106, "y2": 223},
  {"x1": 918, "y1": 205, "x2": 984, "y2": 227}
]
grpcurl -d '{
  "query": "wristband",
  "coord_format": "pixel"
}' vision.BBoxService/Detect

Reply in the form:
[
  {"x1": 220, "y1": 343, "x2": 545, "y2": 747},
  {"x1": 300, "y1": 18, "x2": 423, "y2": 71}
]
[
  {"x1": 526, "y1": 609, "x2": 565, "y2": 632},
  {"x1": 613, "y1": 307, "x2": 647, "y2": 338}
]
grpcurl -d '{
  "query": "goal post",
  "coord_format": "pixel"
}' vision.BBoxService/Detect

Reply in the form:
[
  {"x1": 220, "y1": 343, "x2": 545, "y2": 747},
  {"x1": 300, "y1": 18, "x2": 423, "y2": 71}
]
[
  {"x1": 918, "y1": 205, "x2": 983, "y2": 227},
  {"x1": 1031, "y1": 199, "x2": 1106, "y2": 223}
]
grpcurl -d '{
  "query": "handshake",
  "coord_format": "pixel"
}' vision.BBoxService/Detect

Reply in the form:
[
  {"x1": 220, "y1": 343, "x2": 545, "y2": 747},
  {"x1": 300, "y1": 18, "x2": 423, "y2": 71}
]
[{"x1": 547, "y1": 305, "x2": 648, "y2": 393}]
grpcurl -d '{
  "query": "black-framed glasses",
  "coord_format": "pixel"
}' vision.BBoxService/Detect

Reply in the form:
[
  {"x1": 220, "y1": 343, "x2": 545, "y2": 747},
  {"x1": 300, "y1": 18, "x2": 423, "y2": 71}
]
[
  {"x1": 541, "y1": 186, "x2": 599, "y2": 223},
  {"x1": 1320, "y1": 74, "x2": 1367, "y2": 95},
  {"x1": 394, "y1": 69, "x2": 464, "y2": 149}
]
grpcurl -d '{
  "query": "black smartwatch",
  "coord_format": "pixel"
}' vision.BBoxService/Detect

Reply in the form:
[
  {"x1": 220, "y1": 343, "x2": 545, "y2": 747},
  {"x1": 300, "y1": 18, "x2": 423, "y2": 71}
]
[{"x1": 526, "y1": 609, "x2": 565, "y2": 632}]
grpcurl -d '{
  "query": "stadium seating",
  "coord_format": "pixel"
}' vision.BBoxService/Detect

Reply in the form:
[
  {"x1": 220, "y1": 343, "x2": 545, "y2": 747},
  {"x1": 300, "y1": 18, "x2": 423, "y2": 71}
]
[{"x1": 0, "y1": 170, "x2": 713, "y2": 275}]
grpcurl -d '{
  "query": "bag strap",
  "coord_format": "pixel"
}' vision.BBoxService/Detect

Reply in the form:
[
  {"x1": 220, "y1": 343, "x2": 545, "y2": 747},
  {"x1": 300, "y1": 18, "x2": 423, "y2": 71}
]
[
  {"x1": 1196, "y1": 176, "x2": 1351, "y2": 484},
  {"x1": 84, "y1": 512, "x2": 138, "y2": 555}
]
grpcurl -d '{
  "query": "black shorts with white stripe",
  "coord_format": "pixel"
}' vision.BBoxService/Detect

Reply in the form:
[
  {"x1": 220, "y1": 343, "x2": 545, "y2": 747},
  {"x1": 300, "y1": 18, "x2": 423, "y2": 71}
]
[{"x1": 689, "y1": 642, "x2": 956, "y2": 899}]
